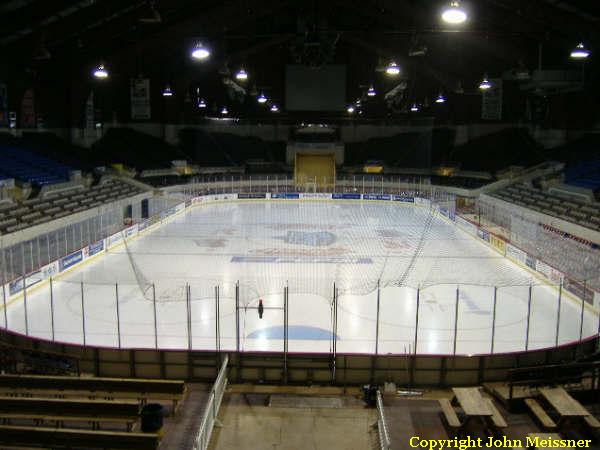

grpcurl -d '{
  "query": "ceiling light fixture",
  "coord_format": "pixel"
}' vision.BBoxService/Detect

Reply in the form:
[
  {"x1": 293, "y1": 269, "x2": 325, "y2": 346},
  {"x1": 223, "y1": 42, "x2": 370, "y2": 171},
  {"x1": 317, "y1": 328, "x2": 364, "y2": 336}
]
[
  {"x1": 367, "y1": 85, "x2": 376, "y2": 97},
  {"x1": 479, "y1": 74, "x2": 492, "y2": 90},
  {"x1": 570, "y1": 42, "x2": 591, "y2": 60},
  {"x1": 270, "y1": 104, "x2": 279, "y2": 112},
  {"x1": 385, "y1": 61, "x2": 400, "y2": 75},
  {"x1": 410, "y1": 103, "x2": 419, "y2": 112},
  {"x1": 441, "y1": 0, "x2": 468, "y2": 25},
  {"x1": 191, "y1": 42, "x2": 210, "y2": 60},
  {"x1": 93, "y1": 64, "x2": 109, "y2": 79},
  {"x1": 139, "y1": 1, "x2": 162, "y2": 24},
  {"x1": 347, "y1": 105, "x2": 355, "y2": 114},
  {"x1": 162, "y1": 85, "x2": 173, "y2": 97},
  {"x1": 257, "y1": 93, "x2": 267, "y2": 104},
  {"x1": 235, "y1": 68, "x2": 248, "y2": 80},
  {"x1": 435, "y1": 93, "x2": 446, "y2": 103},
  {"x1": 221, "y1": 106, "x2": 228, "y2": 115},
  {"x1": 198, "y1": 98, "x2": 207, "y2": 108}
]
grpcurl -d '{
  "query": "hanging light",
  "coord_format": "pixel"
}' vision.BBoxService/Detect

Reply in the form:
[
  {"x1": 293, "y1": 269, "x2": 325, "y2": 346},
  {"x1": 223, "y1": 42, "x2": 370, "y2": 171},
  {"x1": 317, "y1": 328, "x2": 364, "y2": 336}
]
[
  {"x1": 93, "y1": 64, "x2": 109, "y2": 79},
  {"x1": 162, "y1": 85, "x2": 173, "y2": 97},
  {"x1": 570, "y1": 42, "x2": 591, "y2": 60},
  {"x1": 385, "y1": 61, "x2": 400, "y2": 76},
  {"x1": 257, "y1": 93, "x2": 268, "y2": 104},
  {"x1": 355, "y1": 98, "x2": 361, "y2": 106},
  {"x1": 220, "y1": 106, "x2": 228, "y2": 115},
  {"x1": 410, "y1": 103, "x2": 419, "y2": 112},
  {"x1": 235, "y1": 68, "x2": 248, "y2": 80},
  {"x1": 441, "y1": 0, "x2": 468, "y2": 25},
  {"x1": 479, "y1": 74, "x2": 492, "y2": 90},
  {"x1": 435, "y1": 92, "x2": 446, "y2": 103},
  {"x1": 347, "y1": 105, "x2": 355, "y2": 114},
  {"x1": 191, "y1": 42, "x2": 210, "y2": 60},
  {"x1": 139, "y1": 1, "x2": 162, "y2": 24},
  {"x1": 198, "y1": 98, "x2": 207, "y2": 108},
  {"x1": 367, "y1": 85, "x2": 376, "y2": 97},
  {"x1": 270, "y1": 104, "x2": 279, "y2": 112}
]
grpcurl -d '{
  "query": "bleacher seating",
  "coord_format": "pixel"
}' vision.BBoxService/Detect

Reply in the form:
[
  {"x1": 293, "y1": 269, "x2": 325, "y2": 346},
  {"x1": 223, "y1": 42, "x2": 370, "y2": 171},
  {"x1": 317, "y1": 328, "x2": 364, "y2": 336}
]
[
  {"x1": 0, "y1": 178, "x2": 146, "y2": 235},
  {"x1": 178, "y1": 128, "x2": 286, "y2": 168},
  {"x1": 565, "y1": 158, "x2": 600, "y2": 191},
  {"x1": 0, "y1": 370, "x2": 185, "y2": 449},
  {"x1": 0, "y1": 146, "x2": 72, "y2": 187},
  {"x1": 490, "y1": 182, "x2": 600, "y2": 232}
]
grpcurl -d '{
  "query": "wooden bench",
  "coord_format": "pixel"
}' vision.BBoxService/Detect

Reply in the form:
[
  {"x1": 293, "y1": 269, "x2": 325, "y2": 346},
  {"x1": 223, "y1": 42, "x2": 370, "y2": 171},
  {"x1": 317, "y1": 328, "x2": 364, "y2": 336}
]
[
  {"x1": 484, "y1": 398, "x2": 507, "y2": 428},
  {"x1": 0, "y1": 413, "x2": 137, "y2": 431},
  {"x1": 524, "y1": 398, "x2": 557, "y2": 429},
  {"x1": 0, "y1": 387, "x2": 181, "y2": 403},
  {"x1": 0, "y1": 374, "x2": 185, "y2": 410},
  {"x1": 439, "y1": 398, "x2": 462, "y2": 429},
  {"x1": 584, "y1": 415, "x2": 600, "y2": 429},
  {"x1": 0, "y1": 425, "x2": 159, "y2": 450},
  {"x1": 0, "y1": 396, "x2": 140, "y2": 418}
]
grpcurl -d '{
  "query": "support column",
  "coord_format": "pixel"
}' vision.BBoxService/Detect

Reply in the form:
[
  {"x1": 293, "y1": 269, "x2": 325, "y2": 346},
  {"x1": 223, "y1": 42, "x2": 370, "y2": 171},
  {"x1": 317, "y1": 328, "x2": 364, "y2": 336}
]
[
  {"x1": 81, "y1": 281, "x2": 86, "y2": 346},
  {"x1": 152, "y1": 284, "x2": 158, "y2": 349},
  {"x1": 525, "y1": 284, "x2": 532, "y2": 351},
  {"x1": 115, "y1": 283, "x2": 121, "y2": 349},
  {"x1": 490, "y1": 287, "x2": 497, "y2": 354},
  {"x1": 50, "y1": 278, "x2": 55, "y2": 341}
]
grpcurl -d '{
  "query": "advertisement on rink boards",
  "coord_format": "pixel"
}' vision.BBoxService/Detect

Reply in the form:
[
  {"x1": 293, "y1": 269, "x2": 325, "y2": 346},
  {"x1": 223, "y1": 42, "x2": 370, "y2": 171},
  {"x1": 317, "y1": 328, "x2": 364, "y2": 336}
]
[
  {"x1": 477, "y1": 229, "x2": 490, "y2": 243},
  {"x1": 299, "y1": 193, "x2": 331, "y2": 199},
  {"x1": 271, "y1": 193, "x2": 300, "y2": 199},
  {"x1": 489, "y1": 235, "x2": 506, "y2": 255},
  {"x1": 505, "y1": 243, "x2": 527, "y2": 265},
  {"x1": 237, "y1": 193, "x2": 267, "y2": 199},
  {"x1": 535, "y1": 260, "x2": 562, "y2": 284},
  {"x1": 86, "y1": 240, "x2": 104, "y2": 258},
  {"x1": 563, "y1": 277, "x2": 595, "y2": 305},
  {"x1": 332, "y1": 193, "x2": 361, "y2": 200},
  {"x1": 59, "y1": 250, "x2": 83, "y2": 272},
  {"x1": 363, "y1": 194, "x2": 391, "y2": 201},
  {"x1": 525, "y1": 253, "x2": 537, "y2": 271}
]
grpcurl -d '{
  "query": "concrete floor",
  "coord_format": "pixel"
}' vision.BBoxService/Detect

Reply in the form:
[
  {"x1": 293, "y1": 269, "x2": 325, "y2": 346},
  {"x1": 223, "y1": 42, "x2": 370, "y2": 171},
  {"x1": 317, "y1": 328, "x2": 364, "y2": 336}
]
[{"x1": 208, "y1": 390, "x2": 377, "y2": 450}]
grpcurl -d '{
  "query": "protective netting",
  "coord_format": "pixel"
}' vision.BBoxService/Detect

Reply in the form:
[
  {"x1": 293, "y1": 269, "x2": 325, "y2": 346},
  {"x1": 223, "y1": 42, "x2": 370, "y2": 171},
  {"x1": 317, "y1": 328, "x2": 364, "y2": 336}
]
[
  {"x1": 115, "y1": 197, "x2": 538, "y2": 305},
  {"x1": 6, "y1": 192, "x2": 599, "y2": 355},
  {"x1": 121, "y1": 229, "x2": 153, "y2": 300},
  {"x1": 478, "y1": 197, "x2": 600, "y2": 291}
]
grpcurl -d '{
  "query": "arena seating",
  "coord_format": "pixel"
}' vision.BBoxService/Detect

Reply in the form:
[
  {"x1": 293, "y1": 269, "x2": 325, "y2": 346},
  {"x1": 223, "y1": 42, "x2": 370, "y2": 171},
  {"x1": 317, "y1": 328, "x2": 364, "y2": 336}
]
[
  {"x1": 564, "y1": 158, "x2": 600, "y2": 191},
  {"x1": 0, "y1": 341, "x2": 80, "y2": 375},
  {"x1": 0, "y1": 372, "x2": 186, "y2": 449},
  {"x1": 0, "y1": 146, "x2": 72, "y2": 187},
  {"x1": 0, "y1": 178, "x2": 146, "y2": 235},
  {"x1": 490, "y1": 182, "x2": 600, "y2": 232},
  {"x1": 92, "y1": 128, "x2": 190, "y2": 170},
  {"x1": 178, "y1": 128, "x2": 286, "y2": 167}
]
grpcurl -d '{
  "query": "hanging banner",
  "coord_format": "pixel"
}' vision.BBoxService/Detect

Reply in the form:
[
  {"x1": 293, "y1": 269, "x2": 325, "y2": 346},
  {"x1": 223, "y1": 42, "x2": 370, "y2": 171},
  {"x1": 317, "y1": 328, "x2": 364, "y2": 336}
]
[
  {"x1": 0, "y1": 83, "x2": 7, "y2": 127},
  {"x1": 130, "y1": 78, "x2": 151, "y2": 120},
  {"x1": 481, "y1": 78, "x2": 503, "y2": 121},
  {"x1": 21, "y1": 88, "x2": 36, "y2": 128}
]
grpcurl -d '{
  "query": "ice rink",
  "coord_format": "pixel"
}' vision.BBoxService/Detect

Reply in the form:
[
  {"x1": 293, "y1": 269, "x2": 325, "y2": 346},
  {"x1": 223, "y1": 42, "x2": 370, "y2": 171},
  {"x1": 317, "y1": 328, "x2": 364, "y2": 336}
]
[{"x1": 6, "y1": 200, "x2": 598, "y2": 355}]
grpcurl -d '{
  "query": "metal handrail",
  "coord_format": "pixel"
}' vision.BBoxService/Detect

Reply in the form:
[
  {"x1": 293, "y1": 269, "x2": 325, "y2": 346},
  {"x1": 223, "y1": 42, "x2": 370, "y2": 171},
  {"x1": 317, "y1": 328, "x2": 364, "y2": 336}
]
[
  {"x1": 193, "y1": 355, "x2": 229, "y2": 450},
  {"x1": 376, "y1": 390, "x2": 392, "y2": 450}
]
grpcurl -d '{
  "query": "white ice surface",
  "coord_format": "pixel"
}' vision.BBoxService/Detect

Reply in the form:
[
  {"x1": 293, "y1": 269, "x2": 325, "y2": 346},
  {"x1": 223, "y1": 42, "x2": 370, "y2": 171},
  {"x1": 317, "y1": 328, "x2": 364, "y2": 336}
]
[{"x1": 6, "y1": 201, "x2": 598, "y2": 355}]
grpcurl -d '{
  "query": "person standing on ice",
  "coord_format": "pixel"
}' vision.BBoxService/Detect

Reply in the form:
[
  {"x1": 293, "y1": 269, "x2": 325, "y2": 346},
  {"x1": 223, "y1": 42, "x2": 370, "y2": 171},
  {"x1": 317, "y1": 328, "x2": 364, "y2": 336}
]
[{"x1": 258, "y1": 299, "x2": 264, "y2": 319}]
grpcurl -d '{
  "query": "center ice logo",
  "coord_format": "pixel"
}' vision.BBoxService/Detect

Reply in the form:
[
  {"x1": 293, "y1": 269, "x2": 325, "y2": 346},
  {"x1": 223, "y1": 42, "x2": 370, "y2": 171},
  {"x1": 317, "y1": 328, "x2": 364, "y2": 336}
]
[{"x1": 280, "y1": 230, "x2": 337, "y2": 247}]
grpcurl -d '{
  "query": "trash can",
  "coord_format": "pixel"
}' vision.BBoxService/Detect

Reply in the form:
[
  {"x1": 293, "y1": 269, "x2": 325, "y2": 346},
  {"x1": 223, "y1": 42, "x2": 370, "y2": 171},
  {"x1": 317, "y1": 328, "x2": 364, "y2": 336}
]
[{"x1": 141, "y1": 403, "x2": 166, "y2": 432}]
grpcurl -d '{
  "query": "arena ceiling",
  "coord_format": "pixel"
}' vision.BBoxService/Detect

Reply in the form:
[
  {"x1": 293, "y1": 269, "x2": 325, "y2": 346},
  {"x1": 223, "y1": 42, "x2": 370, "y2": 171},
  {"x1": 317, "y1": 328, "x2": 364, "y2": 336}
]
[{"x1": 0, "y1": 0, "x2": 598, "y2": 116}]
